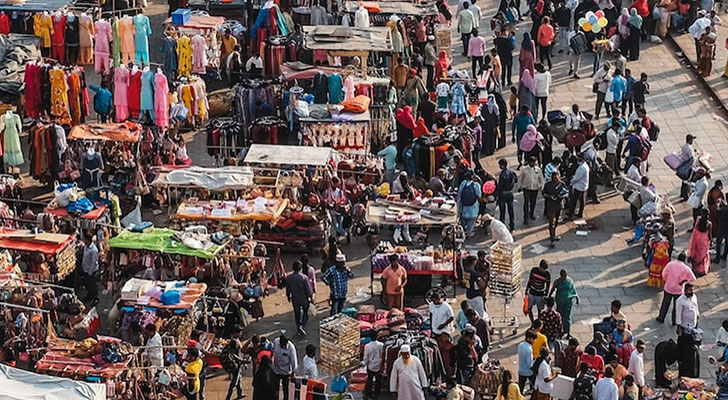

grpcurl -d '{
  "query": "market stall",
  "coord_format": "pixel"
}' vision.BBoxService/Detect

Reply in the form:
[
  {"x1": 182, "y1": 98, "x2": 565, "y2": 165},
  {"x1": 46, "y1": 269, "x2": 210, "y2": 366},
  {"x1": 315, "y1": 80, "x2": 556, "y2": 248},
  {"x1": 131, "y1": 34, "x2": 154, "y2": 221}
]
[
  {"x1": 365, "y1": 198, "x2": 458, "y2": 296},
  {"x1": 35, "y1": 336, "x2": 133, "y2": 383},
  {"x1": 299, "y1": 104, "x2": 372, "y2": 156},
  {"x1": 0, "y1": 229, "x2": 78, "y2": 283},
  {"x1": 163, "y1": 14, "x2": 225, "y2": 72},
  {"x1": 303, "y1": 26, "x2": 393, "y2": 78},
  {"x1": 0, "y1": 363, "x2": 106, "y2": 400}
]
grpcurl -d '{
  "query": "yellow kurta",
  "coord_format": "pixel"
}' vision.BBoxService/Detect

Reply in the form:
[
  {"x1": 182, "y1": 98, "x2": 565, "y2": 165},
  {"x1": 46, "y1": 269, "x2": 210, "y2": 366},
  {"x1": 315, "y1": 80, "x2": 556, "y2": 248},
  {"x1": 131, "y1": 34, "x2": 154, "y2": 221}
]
[
  {"x1": 49, "y1": 68, "x2": 70, "y2": 124},
  {"x1": 181, "y1": 85, "x2": 193, "y2": 121},
  {"x1": 34, "y1": 14, "x2": 54, "y2": 48},
  {"x1": 177, "y1": 36, "x2": 192, "y2": 77}
]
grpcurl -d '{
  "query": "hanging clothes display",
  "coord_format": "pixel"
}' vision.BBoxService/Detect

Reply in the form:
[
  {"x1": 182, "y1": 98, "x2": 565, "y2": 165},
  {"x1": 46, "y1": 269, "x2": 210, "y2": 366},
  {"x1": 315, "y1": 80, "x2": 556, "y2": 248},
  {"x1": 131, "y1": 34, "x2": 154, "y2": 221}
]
[
  {"x1": 313, "y1": 72, "x2": 328, "y2": 104},
  {"x1": 28, "y1": 123, "x2": 57, "y2": 182},
  {"x1": 154, "y1": 72, "x2": 170, "y2": 129},
  {"x1": 233, "y1": 80, "x2": 279, "y2": 129},
  {"x1": 0, "y1": 112, "x2": 23, "y2": 167},
  {"x1": 175, "y1": 77, "x2": 209, "y2": 122},
  {"x1": 49, "y1": 67, "x2": 71, "y2": 124},
  {"x1": 65, "y1": 14, "x2": 80, "y2": 65},
  {"x1": 80, "y1": 149, "x2": 103, "y2": 189},
  {"x1": 33, "y1": 13, "x2": 53, "y2": 56},
  {"x1": 128, "y1": 68, "x2": 142, "y2": 119},
  {"x1": 301, "y1": 118, "x2": 369, "y2": 155},
  {"x1": 50, "y1": 13, "x2": 65, "y2": 64},
  {"x1": 118, "y1": 15, "x2": 135, "y2": 65},
  {"x1": 114, "y1": 65, "x2": 130, "y2": 122},
  {"x1": 206, "y1": 117, "x2": 246, "y2": 157},
  {"x1": 24, "y1": 63, "x2": 43, "y2": 119},
  {"x1": 94, "y1": 18, "x2": 112, "y2": 74},
  {"x1": 140, "y1": 68, "x2": 155, "y2": 121},
  {"x1": 342, "y1": 75, "x2": 355, "y2": 102},
  {"x1": 191, "y1": 34, "x2": 208, "y2": 75},
  {"x1": 78, "y1": 13, "x2": 94, "y2": 65},
  {"x1": 133, "y1": 14, "x2": 151, "y2": 64},
  {"x1": 450, "y1": 82, "x2": 467, "y2": 115},
  {"x1": 67, "y1": 70, "x2": 82, "y2": 125},
  {"x1": 328, "y1": 73, "x2": 343, "y2": 104},
  {"x1": 0, "y1": 11, "x2": 9, "y2": 34},
  {"x1": 177, "y1": 35, "x2": 192, "y2": 77},
  {"x1": 159, "y1": 35, "x2": 178, "y2": 83}
]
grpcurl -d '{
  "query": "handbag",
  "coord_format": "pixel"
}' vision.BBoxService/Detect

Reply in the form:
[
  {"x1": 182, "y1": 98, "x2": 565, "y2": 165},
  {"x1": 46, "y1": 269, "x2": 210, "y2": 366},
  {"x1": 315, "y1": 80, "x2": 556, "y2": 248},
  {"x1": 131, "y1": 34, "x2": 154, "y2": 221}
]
[
  {"x1": 676, "y1": 158, "x2": 693, "y2": 180},
  {"x1": 522, "y1": 296, "x2": 529, "y2": 315},
  {"x1": 687, "y1": 193, "x2": 702, "y2": 209}
]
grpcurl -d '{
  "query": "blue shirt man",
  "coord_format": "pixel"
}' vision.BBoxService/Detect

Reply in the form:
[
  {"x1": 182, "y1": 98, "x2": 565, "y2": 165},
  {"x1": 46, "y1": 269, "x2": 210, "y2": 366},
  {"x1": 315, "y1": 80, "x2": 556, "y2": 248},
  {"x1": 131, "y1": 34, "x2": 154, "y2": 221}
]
[
  {"x1": 610, "y1": 72, "x2": 627, "y2": 103},
  {"x1": 518, "y1": 331, "x2": 536, "y2": 387}
]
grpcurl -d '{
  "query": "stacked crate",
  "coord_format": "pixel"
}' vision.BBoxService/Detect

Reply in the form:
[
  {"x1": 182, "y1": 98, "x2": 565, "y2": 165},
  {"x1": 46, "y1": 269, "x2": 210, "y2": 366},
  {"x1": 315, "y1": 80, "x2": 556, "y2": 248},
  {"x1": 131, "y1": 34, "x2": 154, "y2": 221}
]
[
  {"x1": 319, "y1": 314, "x2": 361, "y2": 374},
  {"x1": 489, "y1": 241, "x2": 523, "y2": 297}
]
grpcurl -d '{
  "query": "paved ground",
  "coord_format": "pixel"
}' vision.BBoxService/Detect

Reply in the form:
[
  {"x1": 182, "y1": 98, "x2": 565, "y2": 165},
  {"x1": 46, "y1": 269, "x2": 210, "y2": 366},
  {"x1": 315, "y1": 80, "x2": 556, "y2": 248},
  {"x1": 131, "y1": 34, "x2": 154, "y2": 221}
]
[{"x1": 11, "y1": 0, "x2": 728, "y2": 398}]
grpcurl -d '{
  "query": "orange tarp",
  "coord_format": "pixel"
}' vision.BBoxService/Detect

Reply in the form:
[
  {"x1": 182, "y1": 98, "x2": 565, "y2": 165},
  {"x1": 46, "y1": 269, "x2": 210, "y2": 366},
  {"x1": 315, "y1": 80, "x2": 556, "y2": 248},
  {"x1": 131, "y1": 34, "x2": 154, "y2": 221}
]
[
  {"x1": 68, "y1": 122, "x2": 142, "y2": 142},
  {"x1": 44, "y1": 205, "x2": 108, "y2": 220},
  {"x1": 0, "y1": 229, "x2": 75, "y2": 255}
]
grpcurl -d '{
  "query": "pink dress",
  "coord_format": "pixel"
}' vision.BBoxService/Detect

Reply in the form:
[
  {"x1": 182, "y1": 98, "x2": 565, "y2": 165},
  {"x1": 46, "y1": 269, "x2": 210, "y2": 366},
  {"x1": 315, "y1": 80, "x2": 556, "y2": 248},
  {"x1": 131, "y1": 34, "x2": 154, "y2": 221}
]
[
  {"x1": 687, "y1": 219, "x2": 711, "y2": 276},
  {"x1": 343, "y1": 75, "x2": 355, "y2": 101},
  {"x1": 154, "y1": 72, "x2": 170, "y2": 129},
  {"x1": 190, "y1": 35, "x2": 207, "y2": 74},
  {"x1": 114, "y1": 66, "x2": 130, "y2": 121},
  {"x1": 94, "y1": 20, "x2": 112, "y2": 73}
]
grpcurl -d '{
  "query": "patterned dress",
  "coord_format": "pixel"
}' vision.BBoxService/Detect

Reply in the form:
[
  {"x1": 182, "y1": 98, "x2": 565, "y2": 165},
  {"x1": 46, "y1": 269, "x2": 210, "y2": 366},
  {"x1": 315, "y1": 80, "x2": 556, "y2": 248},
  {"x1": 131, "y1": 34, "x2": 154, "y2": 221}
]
[{"x1": 49, "y1": 68, "x2": 71, "y2": 124}]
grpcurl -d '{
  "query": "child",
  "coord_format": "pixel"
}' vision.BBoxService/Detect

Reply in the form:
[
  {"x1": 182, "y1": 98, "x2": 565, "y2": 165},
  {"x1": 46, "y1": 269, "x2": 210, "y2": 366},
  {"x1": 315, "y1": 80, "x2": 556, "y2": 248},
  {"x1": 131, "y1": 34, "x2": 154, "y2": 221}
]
[
  {"x1": 508, "y1": 86, "x2": 518, "y2": 119},
  {"x1": 303, "y1": 344, "x2": 318, "y2": 379},
  {"x1": 455, "y1": 300, "x2": 470, "y2": 332}
]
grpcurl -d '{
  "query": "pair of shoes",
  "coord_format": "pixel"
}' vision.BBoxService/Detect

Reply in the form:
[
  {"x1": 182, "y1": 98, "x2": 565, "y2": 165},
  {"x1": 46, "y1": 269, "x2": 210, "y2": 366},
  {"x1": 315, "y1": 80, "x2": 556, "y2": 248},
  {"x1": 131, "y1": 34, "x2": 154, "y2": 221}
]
[
  {"x1": 297, "y1": 326, "x2": 306, "y2": 336},
  {"x1": 593, "y1": 199, "x2": 601, "y2": 204},
  {"x1": 549, "y1": 242, "x2": 555, "y2": 248},
  {"x1": 524, "y1": 219, "x2": 529, "y2": 225},
  {"x1": 530, "y1": 215, "x2": 537, "y2": 220}
]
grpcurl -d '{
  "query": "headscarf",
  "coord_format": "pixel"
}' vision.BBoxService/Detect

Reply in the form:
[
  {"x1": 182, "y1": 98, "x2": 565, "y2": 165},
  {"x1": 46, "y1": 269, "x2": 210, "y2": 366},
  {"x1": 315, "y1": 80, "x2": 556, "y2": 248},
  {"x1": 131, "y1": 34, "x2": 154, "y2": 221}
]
[
  {"x1": 521, "y1": 32, "x2": 535, "y2": 53},
  {"x1": 396, "y1": 106, "x2": 416, "y2": 130},
  {"x1": 618, "y1": 8, "x2": 630, "y2": 38},
  {"x1": 628, "y1": 8, "x2": 643, "y2": 29},
  {"x1": 519, "y1": 124, "x2": 544, "y2": 152},
  {"x1": 536, "y1": 0, "x2": 544, "y2": 15},
  {"x1": 520, "y1": 69, "x2": 536, "y2": 92},
  {"x1": 436, "y1": 50, "x2": 450, "y2": 69},
  {"x1": 599, "y1": 0, "x2": 614, "y2": 9},
  {"x1": 485, "y1": 94, "x2": 499, "y2": 115}
]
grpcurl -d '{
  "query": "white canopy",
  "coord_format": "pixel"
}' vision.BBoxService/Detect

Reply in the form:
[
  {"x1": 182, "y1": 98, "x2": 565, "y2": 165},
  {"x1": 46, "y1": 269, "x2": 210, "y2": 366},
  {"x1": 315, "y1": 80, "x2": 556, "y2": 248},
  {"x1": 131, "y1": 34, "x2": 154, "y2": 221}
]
[
  {"x1": 0, "y1": 363, "x2": 106, "y2": 400},
  {"x1": 244, "y1": 144, "x2": 337, "y2": 166},
  {"x1": 152, "y1": 166, "x2": 255, "y2": 190}
]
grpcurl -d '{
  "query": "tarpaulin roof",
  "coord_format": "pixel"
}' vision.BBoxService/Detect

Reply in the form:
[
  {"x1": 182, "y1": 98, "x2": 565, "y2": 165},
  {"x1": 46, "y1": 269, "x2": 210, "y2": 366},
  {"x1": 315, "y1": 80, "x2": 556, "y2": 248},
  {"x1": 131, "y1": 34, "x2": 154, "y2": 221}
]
[
  {"x1": 343, "y1": 1, "x2": 439, "y2": 15},
  {"x1": 164, "y1": 15, "x2": 225, "y2": 30},
  {"x1": 0, "y1": 0, "x2": 73, "y2": 12},
  {"x1": 109, "y1": 228, "x2": 225, "y2": 259},
  {"x1": 0, "y1": 34, "x2": 41, "y2": 101},
  {"x1": 0, "y1": 363, "x2": 106, "y2": 400},
  {"x1": 151, "y1": 166, "x2": 255, "y2": 191},
  {"x1": 0, "y1": 229, "x2": 75, "y2": 255},
  {"x1": 244, "y1": 144, "x2": 336, "y2": 166},
  {"x1": 303, "y1": 26, "x2": 393, "y2": 52},
  {"x1": 68, "y1": 122, "x2": 143, "y2": 142}
]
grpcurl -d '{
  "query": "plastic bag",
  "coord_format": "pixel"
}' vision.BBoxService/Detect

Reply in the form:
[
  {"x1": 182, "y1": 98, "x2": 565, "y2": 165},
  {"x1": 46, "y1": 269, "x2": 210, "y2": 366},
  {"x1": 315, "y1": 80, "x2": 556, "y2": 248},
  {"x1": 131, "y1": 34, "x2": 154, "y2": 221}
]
[{"x1": 54, "y1": 181, "x2": 77, "y2": 208}]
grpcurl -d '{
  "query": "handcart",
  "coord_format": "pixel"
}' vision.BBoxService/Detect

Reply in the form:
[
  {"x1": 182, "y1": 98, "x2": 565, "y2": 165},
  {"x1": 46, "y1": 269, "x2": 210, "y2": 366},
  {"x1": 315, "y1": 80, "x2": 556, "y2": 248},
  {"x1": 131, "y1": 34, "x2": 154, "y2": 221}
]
[{"x1": 488, "y1": 242, "x2": 522, "y2": 345}]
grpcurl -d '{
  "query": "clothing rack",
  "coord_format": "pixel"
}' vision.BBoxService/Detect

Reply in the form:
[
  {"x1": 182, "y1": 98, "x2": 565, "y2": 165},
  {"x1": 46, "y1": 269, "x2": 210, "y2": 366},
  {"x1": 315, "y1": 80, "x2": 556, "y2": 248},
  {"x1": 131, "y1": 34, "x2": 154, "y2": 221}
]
[{"x1": 0, "y1": 301, "x2": 50, "y2": 313}]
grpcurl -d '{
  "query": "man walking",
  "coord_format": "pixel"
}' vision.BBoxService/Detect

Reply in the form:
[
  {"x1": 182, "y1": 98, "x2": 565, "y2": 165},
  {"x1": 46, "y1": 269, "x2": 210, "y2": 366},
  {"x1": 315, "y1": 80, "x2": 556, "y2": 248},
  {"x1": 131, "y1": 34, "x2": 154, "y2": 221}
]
[
  {"x1": 518, "y1": 330, "x2": 536, "y2": 392},
  {"x1": 628, "y1": 339, "x2": 646, "y2": 395},
  {"x1": 381, "y1": 254, "x2": 408, "y2": 310},
  {"x1": 424, "y1": 36, "x2": 437, "y2": 91},
  {"x1": 567, "y1": 155, "x2": 590, "y2": 219},
  {"x1": 458, "y1": 169, "x2": 483, "y2": 236},
  {"x1": 676, "y1": 283, "x2": 699, "y2": 330},
  {"x1": 321, "y1": 254, "x2": 354, "y2": 315},
  {"x1": 286, "y1": 261, "x2": 313, "y2": 336},
  {"x1": 468, "y1": 29, "x2": 487, "y2": 77},
  {"x1": 715, "y1": 202, "x2": 728, "y2": 262},
  {"x1": 363, "y1": 331, "x2": 385, "y2": 400},
  {"x1": 390, "y1": 345, "x2": 428, "y2": 400},
  {"x1": 272, "y1": 335, "x2": 298, "y2": 400},
  {"x1": 543, "y1": 171, "x2": 568, "y2": 246},
  {"x1": 594, "y1": 63, "x2": 612, "y2": 119},
  {"x1": 537, "y1": 17, "x2": 555, "y2": 69},
  {"x1": 609, "y1": 69, "x2": 627, "y2": 117},
  {"x1": 457, "y1": 2, "x2": 475, "y2": 56},
  {"x1": 526, "y1": 260, "x2": 551, "y2": 321},
  {"x1": 497, "y1": 159, "x2": 518, "y2": 231},
  {"x1": 554, "y1": 1, "x2": 571, "y2": 53},
  {"x1": 519, "y1": 156, "x2": 545, "y2": 225},
  {"x1": 657, "y1": 253, "x2": 696, "y2": 325},
  {"x1": 568, "y1": 29, "x2": 588, "y2": 78},
  {"x1": 595, "y1": 366, "x2": 619, "y2": 400},
  {"x1": 494, "y1": 30, "x2": 515, "y2": 86}
]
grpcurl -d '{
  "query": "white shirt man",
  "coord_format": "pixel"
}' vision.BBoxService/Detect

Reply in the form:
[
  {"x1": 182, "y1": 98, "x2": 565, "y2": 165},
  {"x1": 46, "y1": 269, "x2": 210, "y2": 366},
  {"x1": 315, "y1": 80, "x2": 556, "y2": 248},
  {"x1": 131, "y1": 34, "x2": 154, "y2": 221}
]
[
  {"x1": 429, "y1": 300, "x2": 454, "y2": 336},
  {"x1": 390, "y1": 345, "x2": 428, "y2": 400},
  {"x1": 566, "y1": 111, "x2": 584, "y2": 131},
  {"x1": 143, "y1": 330, "x2": 164, "y2": 368},
  {"x1": 535, "y1": 359, "x2": 554, "y2": 394},
  {"x1": 675, "y1": 291, "x2": 699, "y2": 329},
  {"x1": 534, "y1": 70, "x2": 552, "y2": 98},
  {"x1": 363, "y1": 337, "x2": 384, "y2": 373},
  {"x1": 606, "y1": 127, "x2": 619, "y2": 155},
  {"x1": 628, "y1": 341, "x2": 645, "y2": 387},
  {"x1": 595, "y1": 372, "x2": 619, "y2": 400},
  {"x1": 572, "y1": 161, "x2": 590, "y2": 192}
]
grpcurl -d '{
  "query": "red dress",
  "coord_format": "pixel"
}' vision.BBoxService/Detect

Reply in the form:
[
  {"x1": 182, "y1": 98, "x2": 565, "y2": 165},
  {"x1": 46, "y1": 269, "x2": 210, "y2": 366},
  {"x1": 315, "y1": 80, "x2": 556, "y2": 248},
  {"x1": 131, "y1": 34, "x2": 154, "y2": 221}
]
[
  {"x1": 51, "y1": 15, "x2": 66, "y2": 64},
  {"x1": 0, "y1": 13, "x2": 9, "y2": 34},
  {"x1": 24, "y1": 64, "x2": 42, "y2": 118},
  {"x1": 127, "y1": 70, "x2": 142, "y2": 119}
]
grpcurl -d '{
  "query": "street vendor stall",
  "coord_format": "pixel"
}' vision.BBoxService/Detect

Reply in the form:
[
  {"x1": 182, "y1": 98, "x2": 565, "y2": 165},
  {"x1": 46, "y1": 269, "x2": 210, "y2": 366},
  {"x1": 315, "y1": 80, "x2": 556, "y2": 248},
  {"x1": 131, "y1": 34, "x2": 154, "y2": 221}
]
[
  {"x1": 365, "y1": 198, "x2": 459, "y2": 296},
  {"x1": 35, "y1": 336, "x2": 133, "y2": 383},
  {"x1": 303, "y1": 26, "x2": 393, "y2": 78},
  {"x1": 299, "y1": 104, "x2": 372, "y2": 157},
  {"x1": 0, "y1": 229, "x2": 78, "y2": 283},
  {"x1": 164, "y1": 14, "x2": 224, "y2": 71}
]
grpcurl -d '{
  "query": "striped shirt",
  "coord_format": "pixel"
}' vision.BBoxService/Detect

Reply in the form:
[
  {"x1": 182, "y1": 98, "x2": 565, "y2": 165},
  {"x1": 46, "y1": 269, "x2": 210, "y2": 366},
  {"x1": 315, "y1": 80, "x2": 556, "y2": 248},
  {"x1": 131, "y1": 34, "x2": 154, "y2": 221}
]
[{"x1": 527, "y1": 267, "x2": 551, "y2": 296}]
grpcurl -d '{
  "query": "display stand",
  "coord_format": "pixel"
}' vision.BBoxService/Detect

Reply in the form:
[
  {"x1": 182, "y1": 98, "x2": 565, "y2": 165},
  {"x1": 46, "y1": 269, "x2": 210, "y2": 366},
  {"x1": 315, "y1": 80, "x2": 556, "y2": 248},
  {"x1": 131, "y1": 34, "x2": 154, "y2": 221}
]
[
  {"x1": 489, "y1": 241, "x2": 522, "y2": 346},
  {"x1": 320, "y1": 314, "x2": 361, "y2": 374}
]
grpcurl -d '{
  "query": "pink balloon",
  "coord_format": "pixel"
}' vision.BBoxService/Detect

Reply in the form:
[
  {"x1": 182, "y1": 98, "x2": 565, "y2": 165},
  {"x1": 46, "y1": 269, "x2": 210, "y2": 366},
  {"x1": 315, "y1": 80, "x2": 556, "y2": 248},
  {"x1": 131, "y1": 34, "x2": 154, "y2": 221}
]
[{"x1": 595, "y1": 10, "x2": 605, "y2": 18}]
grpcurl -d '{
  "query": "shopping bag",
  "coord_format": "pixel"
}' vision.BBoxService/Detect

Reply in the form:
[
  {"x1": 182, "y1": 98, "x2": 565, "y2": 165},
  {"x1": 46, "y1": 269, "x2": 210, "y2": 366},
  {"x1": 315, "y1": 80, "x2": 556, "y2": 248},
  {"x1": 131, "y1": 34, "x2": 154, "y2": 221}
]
[
  {"x1": 522, "y1": 296, "x2": 529, "y2": 315},
  {"x1": 309, "y1": 303, "x2": 318, "y2": 317},
  {"x1": 676, "y1": 158, "x2": 693, "y2": 180}
]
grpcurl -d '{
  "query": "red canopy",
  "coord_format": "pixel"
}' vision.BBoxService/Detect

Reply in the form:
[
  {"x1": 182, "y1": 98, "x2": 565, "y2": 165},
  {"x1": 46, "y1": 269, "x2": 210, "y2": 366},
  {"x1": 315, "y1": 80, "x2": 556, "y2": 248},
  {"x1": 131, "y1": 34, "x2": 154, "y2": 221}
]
[{"x1": 0, "y1": 230, "x2": 75, "y2": 255}]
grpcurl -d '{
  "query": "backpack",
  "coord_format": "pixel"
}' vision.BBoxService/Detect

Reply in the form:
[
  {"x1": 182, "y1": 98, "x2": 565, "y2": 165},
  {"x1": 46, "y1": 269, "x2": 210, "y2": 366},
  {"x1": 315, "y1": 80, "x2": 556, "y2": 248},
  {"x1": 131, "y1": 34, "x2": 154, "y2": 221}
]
[
  {"x1": 461, "y1": 182, "x2": 478, "y2": 206},
  {"x1": 574, "y1": 375, "x2": 595, "y2": 400},
  {"x1": 593, "y1": 129, "x2": 608, "y2": 150},
  {"x1": 219, "y1": 341, "x2": 240, "y2": 373},
  {"x1": 637, "y1": 136, "x2": 652, "y2": 161}
]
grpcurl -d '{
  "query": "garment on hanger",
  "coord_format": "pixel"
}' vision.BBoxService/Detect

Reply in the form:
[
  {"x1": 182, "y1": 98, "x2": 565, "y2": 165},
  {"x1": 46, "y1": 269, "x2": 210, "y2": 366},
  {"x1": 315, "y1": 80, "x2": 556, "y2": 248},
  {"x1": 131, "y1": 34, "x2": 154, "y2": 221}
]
[
  {"x1": 312, "y1": 72, "x2": 328, "y2": 104},
  {"x1": 140, "y1": 69, "x2": 155, "y2": 121},
  {"x1": 342, "y1": 75, "x2": 355, "y2": 102},
  {"x1": 114, "y1": 66, "x2": 130, "y2": 122},
  {"x1": 65, "y1": 15, "x2": 79, "y2": 65},
  {"x1": 78, "y1": 14, "x2": 94, "y2": 65},
  {"x1": 1, "y1": 112, "x2": 23, "y2": 167},
  {"x1": 154, "y1": 73, "x2": 170, "y2": 129},
  {"x1": 0, "y1": 12, "x2": 9, "y2": 34},
  {"x1": 450, "y1": 82, "x2": 467, "y2": 115},
  {"x1": 33, "y1": 13, "x2": 53, "y2": 50},
  {"x1": 133, "y1": 14, "x2": 151, "y2": 64},
  {"x1": 67, "y1": 71, "x2": 82, "y2": 125},
  {"x1": 190, "y1": 34, "x2": 207, "y2": 74},
  {"x1": 160, "y1": 36, "x2": 178, "y2": 82},
  {"x1": 111, "y1": 17, "x2": 121, "y2": 67},
  {"x1": 177, "y1": 35, "x2": 192, "y2": 77},
  {"x1": 24, "y1": 64, "x2": 42, "y2": 118},
  {"x1": 328, "y1": 73, "x2": 343, "y2": 104},
  {"x1": 80, "y1": 150, "x2": 103, "y2": 189},
  {"x1": 49, "y1": 68, "x2": 71, "y2": 124},
  {"x1": 94, "y1": 19, "x2": 112, "y2": 74},
  {"x1": 128, "y1": 69, "x2": 142, "y2": 119},
  {"x1": 51, "y1": 14, "x2": 65, "y2": 64},
  {"x1": 118, "y1": 16, "x2": 135, "y2": 65}
]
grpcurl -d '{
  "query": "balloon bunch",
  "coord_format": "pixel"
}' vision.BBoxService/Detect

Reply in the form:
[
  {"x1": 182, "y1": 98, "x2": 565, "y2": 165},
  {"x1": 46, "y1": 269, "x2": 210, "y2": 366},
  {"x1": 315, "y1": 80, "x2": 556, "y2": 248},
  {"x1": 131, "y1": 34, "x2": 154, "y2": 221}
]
[{"x1": 578, "y1": 10, "x2": 609, "y2": 33}]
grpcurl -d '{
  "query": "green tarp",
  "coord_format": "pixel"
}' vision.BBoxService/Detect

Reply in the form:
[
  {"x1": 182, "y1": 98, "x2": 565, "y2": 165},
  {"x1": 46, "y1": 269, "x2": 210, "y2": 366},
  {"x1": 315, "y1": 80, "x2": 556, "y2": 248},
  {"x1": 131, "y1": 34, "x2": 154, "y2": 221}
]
[{"x1": 109, "y1": 228, "x2": 223, "y2": 259}]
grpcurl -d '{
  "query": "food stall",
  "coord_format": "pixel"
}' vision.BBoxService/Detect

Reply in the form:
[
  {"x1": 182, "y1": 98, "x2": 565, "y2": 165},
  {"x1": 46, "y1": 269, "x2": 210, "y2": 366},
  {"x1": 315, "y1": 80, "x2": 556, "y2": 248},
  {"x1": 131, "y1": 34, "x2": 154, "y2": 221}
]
[{"x1": 365, "y1": 198, "x2": 459, "y2": 296}]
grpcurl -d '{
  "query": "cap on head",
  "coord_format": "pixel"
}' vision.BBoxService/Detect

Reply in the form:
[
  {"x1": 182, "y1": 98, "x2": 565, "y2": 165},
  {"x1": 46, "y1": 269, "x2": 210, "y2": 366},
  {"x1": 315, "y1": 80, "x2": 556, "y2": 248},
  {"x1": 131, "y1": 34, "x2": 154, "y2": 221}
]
[{"x1": 400, "y1": 344, "x2": 411, "y2": 353}]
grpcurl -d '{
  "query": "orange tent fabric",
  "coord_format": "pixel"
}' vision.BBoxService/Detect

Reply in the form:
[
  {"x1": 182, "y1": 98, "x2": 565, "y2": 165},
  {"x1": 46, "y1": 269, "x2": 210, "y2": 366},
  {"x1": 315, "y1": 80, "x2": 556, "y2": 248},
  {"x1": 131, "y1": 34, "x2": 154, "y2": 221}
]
[
  {"x1": 68, "y1": 122, "x2": 142, "y2": 142},
  {"x1": 163, "y1": 15, "x2": 224, "y2": 30},
  {"x1": 360, "y1": 1, "x2": 383, "y2": 12},
  {"x1": 0, "y1": 230, "x2": 75, "y2": 255}
]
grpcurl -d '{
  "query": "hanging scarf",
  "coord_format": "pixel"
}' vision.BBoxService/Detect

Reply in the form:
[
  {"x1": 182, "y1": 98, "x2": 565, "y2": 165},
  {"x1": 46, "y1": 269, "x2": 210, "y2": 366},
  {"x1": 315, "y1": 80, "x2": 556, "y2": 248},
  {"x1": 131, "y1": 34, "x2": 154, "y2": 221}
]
[{"x1": 628, "y1": 8, "x2": 643, "y2": 29}]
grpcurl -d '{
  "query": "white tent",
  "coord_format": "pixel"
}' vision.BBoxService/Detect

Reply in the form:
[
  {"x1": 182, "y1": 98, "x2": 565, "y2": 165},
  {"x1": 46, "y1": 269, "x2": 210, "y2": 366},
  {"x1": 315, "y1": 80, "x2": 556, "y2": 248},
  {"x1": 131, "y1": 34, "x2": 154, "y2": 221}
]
[{"x1": 0, "y1": 363, "x2": 106, "y2": 400}]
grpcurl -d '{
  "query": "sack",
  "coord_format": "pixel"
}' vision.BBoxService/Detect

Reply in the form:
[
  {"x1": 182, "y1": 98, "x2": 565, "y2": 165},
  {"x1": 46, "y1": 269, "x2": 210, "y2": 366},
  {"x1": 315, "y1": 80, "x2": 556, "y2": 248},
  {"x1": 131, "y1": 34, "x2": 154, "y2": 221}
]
[
  {"x1": 580, "y1": 120, "x2": 595, "y2": 139},
  {"x1": 564, "y1": 130, "x2": 586, "y2": 148},
  {"x1": 506, "y1": 6, "x2": 518, "y2": 23},
  {"x1": 550, "y1": 122, "x2": 567, "y2": 142},
  {"x1": 676, "y1": 158, "x2": 694, "y2": 180},
  {"x1": 522, "y1": 296, "x2": 529, "y2": 315},
  {"x1": 54, "y1": 182, "x2": 77, "y2": 208},
  {"x1": 687, "y1": 193, "x2": 702, "y2": 209},
  {"x1": 461, "y1": 182, "x2": 478, "y2": 206},
  {"x1": 664, "y1": 153, "x2": 682, "y2": 170}
]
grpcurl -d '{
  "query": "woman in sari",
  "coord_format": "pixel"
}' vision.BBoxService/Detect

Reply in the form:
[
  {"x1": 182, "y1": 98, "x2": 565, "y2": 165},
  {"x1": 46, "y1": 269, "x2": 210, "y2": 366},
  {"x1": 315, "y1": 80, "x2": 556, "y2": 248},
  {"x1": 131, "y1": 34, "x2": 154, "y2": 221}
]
[
  {"x1": 697, "y1": 31, "x2": 716, "y2": 77},
  {"x1": 550, "y1": 269, "x2": 579, "y2": 336},
  {"x1": 518, "y1": 69, "x2": 536, "y2": 114},
  {"x1": 688, "y1": 208, "x2": 712, "y2": 276},
  {"x1": 519, "y1": 33, "x2": 536, "y2": 80},
  {"x1": 434, "y1": 51, "x2": 451, "y2": 84}
]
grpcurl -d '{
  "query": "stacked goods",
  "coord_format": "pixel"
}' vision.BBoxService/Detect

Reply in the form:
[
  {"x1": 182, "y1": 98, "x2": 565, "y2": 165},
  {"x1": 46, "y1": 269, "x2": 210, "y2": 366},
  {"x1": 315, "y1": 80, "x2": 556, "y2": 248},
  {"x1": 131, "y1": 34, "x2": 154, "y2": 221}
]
[
  {"x1": 489, "y1": 241, "x2": 523, "y2": 297},
  {"x1": 51, "y1": 242, "x2": 78, "y2": 280},
  {"x1": 160, "y1": 314, "x2": 197, "y2": 346},
  {"x1": 320, "y1": 314, "x2": 360, "y2": 374}
]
